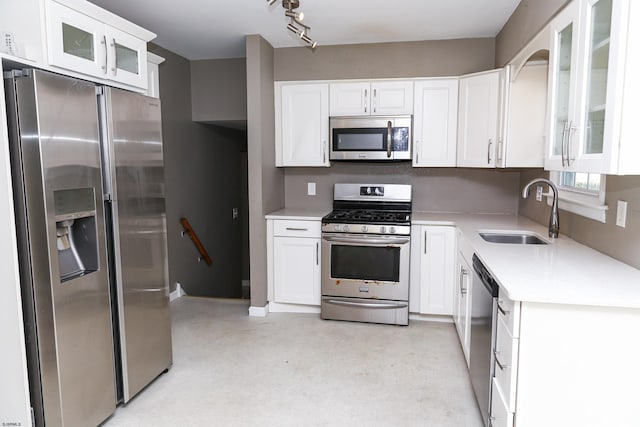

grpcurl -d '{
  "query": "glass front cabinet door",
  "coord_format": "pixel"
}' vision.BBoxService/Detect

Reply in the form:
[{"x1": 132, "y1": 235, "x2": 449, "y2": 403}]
[
  {"x1": 546, "y1": 0, "x2": 634, "y2": 174},
  {"x1": 46, "y1": 1, "x2": 148, "y2": 90},
  {"x1": 547, "y1": 1, "x2": 581, "y2": 171},
  {"x1": 105, "y1": 26, "x2": 147, "y2": 89},
  {"x1": 47, "y1": 1, "x2": 108, "y2": 78}
]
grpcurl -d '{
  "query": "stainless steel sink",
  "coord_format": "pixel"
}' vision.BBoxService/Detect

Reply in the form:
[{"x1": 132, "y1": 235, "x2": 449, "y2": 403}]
[{"x1": 478, "y1": 231, "x2": 548, "y2": 245}]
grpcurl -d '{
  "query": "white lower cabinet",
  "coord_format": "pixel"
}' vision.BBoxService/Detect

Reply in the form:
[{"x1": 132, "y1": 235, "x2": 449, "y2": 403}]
[
  {"x1": 453, "y1": 249, "x2": 472, "y2": 366},
  {"x1": 453, "y1": 230, "x2": 474, "y2": 366},
  {"x1": 491, "y1": 292, "x2": 520, "y2": 424},
  {"x1": 491, "y1": 378, "x2": 514, "y2": 427},
  {"x1": 267, "y1": 219, "x2": 321, "y2": 311},
  {"x1": 489, "y1": 291, "x2": 640, "y2": 426},
  {"x1": 409, "y1": 226, "x2": 456, "y2": 315}
]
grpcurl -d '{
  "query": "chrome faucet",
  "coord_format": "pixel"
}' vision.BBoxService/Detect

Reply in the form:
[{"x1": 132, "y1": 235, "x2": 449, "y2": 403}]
[{"x1": 522, "y1": 178, "x2": 560, "y2": 238}]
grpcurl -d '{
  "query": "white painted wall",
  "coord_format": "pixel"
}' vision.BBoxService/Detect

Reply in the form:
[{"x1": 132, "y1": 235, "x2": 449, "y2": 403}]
[{"x1": 0, "y1": 60, "x2": 32, "y2": 425}]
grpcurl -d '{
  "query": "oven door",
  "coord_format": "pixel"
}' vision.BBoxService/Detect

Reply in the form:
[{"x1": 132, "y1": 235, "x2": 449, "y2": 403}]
[{"x1": 321, "y1": 233, "x2": 410, "y2": 301}]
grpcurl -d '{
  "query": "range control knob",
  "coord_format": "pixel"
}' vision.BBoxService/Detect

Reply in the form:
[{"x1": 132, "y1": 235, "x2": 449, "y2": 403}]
[
  {"x1": 361, "y1": 225, "x2": 368, "y2": 233},
  {"x1": 342, "y1": 225, "x2": 349, "y2": 232},
  {"x1": 389, "y1": 226, "x2": 396, "y2": 234},
  {"x1": 334, "y1": 225, "x2": 340, "y2": 231},
  {"x1": 380, "y1": 226, "x2": 386, "y2": 233}
]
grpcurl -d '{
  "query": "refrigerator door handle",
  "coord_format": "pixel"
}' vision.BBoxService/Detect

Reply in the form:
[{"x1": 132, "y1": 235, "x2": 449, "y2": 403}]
[{"x1": 97, "y1": 90, "x2": 116, "y2": 200}]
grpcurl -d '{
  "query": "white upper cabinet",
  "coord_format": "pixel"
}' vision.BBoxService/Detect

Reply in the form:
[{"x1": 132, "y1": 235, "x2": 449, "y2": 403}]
[
  {"x1": 46, "y1": 1, "x2": 150, "y2": 90},
  {"x1": 0, "y1": 0, "x2": 154, "y2": 91},
  {"x1": 413, "y1": 79, "x2": 458, "y2": 167},
  {"x1": 498, "y1": 27, "x2": 550, "y2": 169},
  {"x1": 146, "y1": 52, "x2": 165, "y2": 99},
  {"x1": 546, "y1": 0, "x2": 640, "y2": 174},
  {"x1": 329, "y1": 80, "x2": 413, "y2": 116},
  {"x1": 457, "y1": 70, "x2": 503, "y2": 167},
  {"x1": 275, "y1": 82, "x2": 330, "y2": 167},
  {"x1": 104, "y1": 26, "x2": 148, "y2": 89},
  {"x1": 329, "y1": 81, "x2": 371, "y2": 115},
  {"x1": 46, "y1": 1, "x2": 106, "y2": 78},
  {"x1": 370, "y1": 81, "x2": 414, "y2": 115},
  {"x1": 547, "y1": 1, "x2": 583, "y2": 171}
]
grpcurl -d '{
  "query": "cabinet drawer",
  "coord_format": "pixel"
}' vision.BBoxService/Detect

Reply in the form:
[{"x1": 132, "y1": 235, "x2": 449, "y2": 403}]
[
  {"x1": 273, "y1": 220, "x2": 321, "y2": 238},
  {"x1": 494, "y1": 316, "x2": 518, "y2": 412},
  {"x1": 490, "y1": 378, "x2": 514, "y2": 427},
  {"x1": 497, "y1": 290, "x2": 520, "y2": 338}
]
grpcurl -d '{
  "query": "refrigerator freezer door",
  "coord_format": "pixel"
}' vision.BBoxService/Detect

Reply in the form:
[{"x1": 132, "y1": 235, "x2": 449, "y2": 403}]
[
  {"x1": 6, "y1": 70, "x2": 116, "y2": 426},
  {"x1": 101, "y1": 87, "x2": 172, "y2": 402}
]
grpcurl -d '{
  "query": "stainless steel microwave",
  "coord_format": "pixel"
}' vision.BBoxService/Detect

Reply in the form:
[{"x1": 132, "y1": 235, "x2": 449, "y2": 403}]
[{"x1": 329, "y1": 116, "x2": 412, "y2": 161}]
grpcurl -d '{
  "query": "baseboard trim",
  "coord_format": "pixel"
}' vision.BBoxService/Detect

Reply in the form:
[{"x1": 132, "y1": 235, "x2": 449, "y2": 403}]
[
  {"x1": 170, "y1": 283, "x2": 186, "y2": 302},
  {"x1": 268, "y1": 302, "x2": 321, "y2": 314},
  {"x1": 248, "y1": 304, "x2": 269, "y2": 317},
  {"x1": 409, "y1": 313, "x2": 454, "y2": 323}
]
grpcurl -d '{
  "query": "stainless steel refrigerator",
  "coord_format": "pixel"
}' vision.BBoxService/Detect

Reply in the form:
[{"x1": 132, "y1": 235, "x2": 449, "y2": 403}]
[{"x1": 4, "y1": 69, "x2": 172, "y2": 426}]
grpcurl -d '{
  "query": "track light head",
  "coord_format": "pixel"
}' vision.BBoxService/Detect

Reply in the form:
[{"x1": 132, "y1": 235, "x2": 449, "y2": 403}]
[
  {"x1": 268, "y1": 0, "x2": 318, "y2": 48},
  {"x1": 286, "y1": 23, "x2": 300, "y2": 35}
]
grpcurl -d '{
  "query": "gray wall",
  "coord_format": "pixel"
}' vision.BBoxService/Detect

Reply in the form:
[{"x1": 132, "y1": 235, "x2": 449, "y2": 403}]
[
  {"x1": 274, "y1": 38, "x2": 495, "y2": 81},
  {"x1": 149, "y1": 44, "x2": 246, "y2": 297},
  {"x1": 191, "y1": 58, "x2": 247, "y2": 126},
  {"x1": 275, "y1": 39, "x2": 513, "y2": 216},
  {"x1": 285, "y1": 165, "x2": 520, "y2": 215},
  {"x1": 246, "y1": 35, "x2": 285, "y2": 308},
  {"x1": 519, "y1": 170, "x2": 640, "y2": 270},
  {"x1": 495, "y1": 0, "x2": 569, "y2": 67}
]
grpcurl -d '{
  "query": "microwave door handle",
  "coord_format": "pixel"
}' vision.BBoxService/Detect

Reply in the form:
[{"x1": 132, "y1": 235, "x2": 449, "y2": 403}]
[{"x1": 387, "y1": 121, "x2": 392, "y2": 158}]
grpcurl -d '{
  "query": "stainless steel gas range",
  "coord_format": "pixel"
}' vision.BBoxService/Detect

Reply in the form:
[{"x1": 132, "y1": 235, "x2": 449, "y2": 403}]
[{"x1": 321, "y1": 183, "x2": 412, "y2": 326}]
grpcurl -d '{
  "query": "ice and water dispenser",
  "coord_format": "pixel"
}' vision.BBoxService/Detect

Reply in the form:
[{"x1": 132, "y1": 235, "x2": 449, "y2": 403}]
[{"x1": 53, "y1": 188, "x2": 99, "y2": 282}]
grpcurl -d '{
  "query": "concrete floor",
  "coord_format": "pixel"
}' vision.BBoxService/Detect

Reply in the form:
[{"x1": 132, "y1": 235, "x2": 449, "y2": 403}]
[{"x1": 104, "y1": 297, "x2": 483, "y2": 427}]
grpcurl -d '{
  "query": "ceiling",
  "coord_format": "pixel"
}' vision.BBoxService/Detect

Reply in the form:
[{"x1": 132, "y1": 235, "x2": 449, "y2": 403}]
[{"x1": 87, "y1": 0, "x2": 522, "y2": 60}]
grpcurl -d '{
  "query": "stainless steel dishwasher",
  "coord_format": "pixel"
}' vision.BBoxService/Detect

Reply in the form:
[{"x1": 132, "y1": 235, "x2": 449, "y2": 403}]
[{"x1": 470, "y1": 254, "x2": 499, "y2": 427}]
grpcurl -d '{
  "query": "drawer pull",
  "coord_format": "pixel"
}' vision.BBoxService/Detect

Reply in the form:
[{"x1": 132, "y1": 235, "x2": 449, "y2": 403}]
[
  {"x1": 286, "y1": 227, "x2": 308, "y2": 231},
  {"x1": 494, "y1": 350, "x2": 509, "y2": 370}
]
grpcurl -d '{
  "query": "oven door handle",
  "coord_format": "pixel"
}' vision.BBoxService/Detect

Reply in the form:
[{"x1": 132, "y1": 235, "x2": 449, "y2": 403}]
[
  {"x1": 322, "y1": 235, "x2": 410, "y2": 245},
  {"x1": 324, "y1": 299, "x2": 408, "y2": 310}
]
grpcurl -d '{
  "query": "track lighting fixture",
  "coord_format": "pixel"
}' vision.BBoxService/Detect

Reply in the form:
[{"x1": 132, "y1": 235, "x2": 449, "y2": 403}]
[{"x1": 267, "y1": 0, "x2": 318, "y2": 49}]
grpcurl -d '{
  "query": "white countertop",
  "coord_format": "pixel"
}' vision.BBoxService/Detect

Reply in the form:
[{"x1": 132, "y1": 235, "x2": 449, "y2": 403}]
[
  {"x1": 265, "y1": 209, "x2": 329, "y2": 221},
  {"x1": 413, "y1": 212, "x2": 640, "y2": 309}
]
